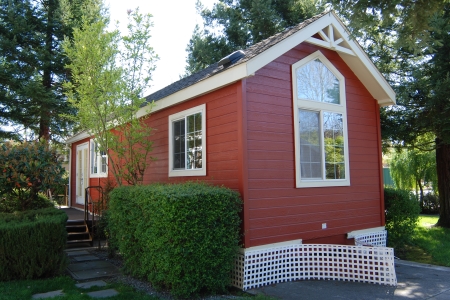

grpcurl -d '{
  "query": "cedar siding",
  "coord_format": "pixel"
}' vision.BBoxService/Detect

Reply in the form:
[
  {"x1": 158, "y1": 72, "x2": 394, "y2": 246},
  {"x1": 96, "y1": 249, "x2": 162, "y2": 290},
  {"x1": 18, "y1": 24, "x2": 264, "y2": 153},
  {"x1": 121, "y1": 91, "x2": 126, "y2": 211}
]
[
  {"x1": 141, "y1": 82, "x2": 241, "y2": 190},
  {"x1": 244, "y1": 43, "x2": 383, "y2": 247}
]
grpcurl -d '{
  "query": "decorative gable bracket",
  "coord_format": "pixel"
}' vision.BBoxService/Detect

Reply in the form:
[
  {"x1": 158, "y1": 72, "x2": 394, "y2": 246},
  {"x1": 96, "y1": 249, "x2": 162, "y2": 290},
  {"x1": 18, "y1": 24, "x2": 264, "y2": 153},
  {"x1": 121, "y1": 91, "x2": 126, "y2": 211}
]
[{"x1": 306, "y1": 24, "x2": 355, "y2": 56}]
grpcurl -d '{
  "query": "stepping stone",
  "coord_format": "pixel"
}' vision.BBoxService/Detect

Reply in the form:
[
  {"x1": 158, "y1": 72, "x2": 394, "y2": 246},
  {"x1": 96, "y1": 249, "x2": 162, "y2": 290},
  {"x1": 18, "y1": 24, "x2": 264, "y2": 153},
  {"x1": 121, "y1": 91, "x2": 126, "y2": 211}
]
[
  {"x1": 67, "y1": 261, "x2": 120, "y2": 280},
  {"x1": 87, "y1": 288, "x2": 119, "y2": 298},
  {"x1": 32, "y1": 290, "x2": 64, "y2": 299},
  {"x1": 73, "y1": 255, "x2": 100, "y2": 262},
  {"x1": 75, "y1": 280, "x2": 107, "y2": 289},
  {"x1": 66, "y1": 250, "x2": 90, "y2": 257}
]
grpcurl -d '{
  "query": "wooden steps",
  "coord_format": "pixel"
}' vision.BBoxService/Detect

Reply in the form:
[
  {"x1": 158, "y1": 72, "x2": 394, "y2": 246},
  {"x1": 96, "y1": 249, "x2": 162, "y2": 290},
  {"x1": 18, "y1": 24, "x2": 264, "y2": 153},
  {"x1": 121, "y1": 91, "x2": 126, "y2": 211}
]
[{"x1": 66, "y1": 220, "x2": 92, "y2": 246}]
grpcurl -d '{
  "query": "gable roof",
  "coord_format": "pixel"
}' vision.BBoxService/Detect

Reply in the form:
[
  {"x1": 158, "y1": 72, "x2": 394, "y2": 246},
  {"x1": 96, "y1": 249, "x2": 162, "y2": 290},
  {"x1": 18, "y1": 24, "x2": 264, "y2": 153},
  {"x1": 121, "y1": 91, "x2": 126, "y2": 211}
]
[
  {"x1": 145, "y1": 12, "x2": 328, "y2": 103},
  {"x1": 68, "y1": 11, "x2": 395, "y2": 144},
  {"x1": 138, "y1": 10, "x2": 395, "y2": 119}
]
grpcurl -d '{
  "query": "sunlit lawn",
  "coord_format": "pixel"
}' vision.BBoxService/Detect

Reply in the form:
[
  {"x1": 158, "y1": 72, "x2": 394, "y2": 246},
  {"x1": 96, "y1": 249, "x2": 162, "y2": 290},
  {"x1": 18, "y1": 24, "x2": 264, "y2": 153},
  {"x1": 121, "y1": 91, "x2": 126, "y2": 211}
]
[
  {"x1": 0, "y1": 276, "x2": 158, "y2": 300},
  {"x1": 0, "y1": 275, "x2": 275, "y2": 300},
  {"x1": 403, "y1": 215, "x2": 450, "y2": 267}
]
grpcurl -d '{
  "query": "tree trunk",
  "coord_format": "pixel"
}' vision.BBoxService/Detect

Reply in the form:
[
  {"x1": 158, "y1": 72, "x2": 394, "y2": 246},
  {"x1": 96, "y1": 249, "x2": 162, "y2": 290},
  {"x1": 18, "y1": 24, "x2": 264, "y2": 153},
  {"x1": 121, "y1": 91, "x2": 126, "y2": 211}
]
[
  {"x1": 436, "y1": 138, "x2": 450, "y2": 227},
  {"x1": 39, "y1": 0, "x2": 54, "y2": 141}
]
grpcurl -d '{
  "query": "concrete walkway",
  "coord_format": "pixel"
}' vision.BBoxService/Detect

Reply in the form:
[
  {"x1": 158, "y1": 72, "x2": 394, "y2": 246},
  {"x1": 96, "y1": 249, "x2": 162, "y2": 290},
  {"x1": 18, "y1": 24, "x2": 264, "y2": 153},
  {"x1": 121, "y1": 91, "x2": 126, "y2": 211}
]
[
  {"x1": 32, "y1": 248, "x2": 120, "y2": 299},
  {"x1": 248, "y1": 259, "x2": 450, "y2": 299}
]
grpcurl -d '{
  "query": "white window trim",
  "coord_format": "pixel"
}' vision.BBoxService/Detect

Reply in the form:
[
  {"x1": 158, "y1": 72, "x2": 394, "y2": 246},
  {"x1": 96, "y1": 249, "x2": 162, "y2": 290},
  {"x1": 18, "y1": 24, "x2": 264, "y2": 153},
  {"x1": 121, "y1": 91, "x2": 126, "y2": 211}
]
[
  {"x1": 292, "y1": 50, "x2": 350, "y2": 188},
  {"x1": 168, "y1": 104, "x2": 206, "y2": 177},
  {"x1": 89, "y1": 139, "x2": 108, "y2": 178}
]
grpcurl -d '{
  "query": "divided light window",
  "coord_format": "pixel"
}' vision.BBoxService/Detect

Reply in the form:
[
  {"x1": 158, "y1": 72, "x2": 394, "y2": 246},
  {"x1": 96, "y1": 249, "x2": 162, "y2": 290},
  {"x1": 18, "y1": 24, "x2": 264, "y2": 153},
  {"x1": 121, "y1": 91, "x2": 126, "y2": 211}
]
[
  {"x1": 169, "y1": 104, "x2": 206, "y2": 177},
  {"x1": 90, "y1": 140, "x2": 107, "y2": 177},
  {"x1": 292, "y1": 51, "x2": 350, "y2": 188}
]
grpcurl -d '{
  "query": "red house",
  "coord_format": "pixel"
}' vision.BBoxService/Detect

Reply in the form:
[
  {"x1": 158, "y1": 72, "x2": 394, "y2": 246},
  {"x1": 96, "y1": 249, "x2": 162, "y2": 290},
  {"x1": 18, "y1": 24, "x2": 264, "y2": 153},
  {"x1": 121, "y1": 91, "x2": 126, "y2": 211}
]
[{"x1": 66, "y1": 11, "x2": 396, "y2": 286}]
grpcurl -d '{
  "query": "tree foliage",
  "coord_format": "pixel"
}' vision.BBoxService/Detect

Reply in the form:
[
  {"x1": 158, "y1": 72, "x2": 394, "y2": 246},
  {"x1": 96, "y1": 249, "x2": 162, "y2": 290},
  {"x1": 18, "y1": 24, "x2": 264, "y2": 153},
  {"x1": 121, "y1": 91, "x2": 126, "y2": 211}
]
[
  {"x1": 390, "y1": 147, "x2": 436, "y2": 208},
  {"x1": 184, "y1": 0, "x2": 325, "y2": 75},
  {"x1": 0, "y1": 0, "x2": 88, "y2": 141},
  {"x1": 0, "y1": 141, "x2": 65, "y2": 211},
  {"x1": 63, "y1": 4, "x2": 157, "y2": 186}
]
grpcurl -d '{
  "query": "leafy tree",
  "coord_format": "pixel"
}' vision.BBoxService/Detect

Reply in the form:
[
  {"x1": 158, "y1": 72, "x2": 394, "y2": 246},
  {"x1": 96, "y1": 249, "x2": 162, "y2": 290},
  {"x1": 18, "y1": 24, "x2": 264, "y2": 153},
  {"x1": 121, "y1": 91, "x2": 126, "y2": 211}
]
[
  {"x1": 0, "y1": 140, "x2": 65, "y2": 211},
  {"x1": 184, "y1": 0, "x2": 325, "y2": 75},
  {"x1": 63, "y1": 4, "x2": 157, "y2": 186},
  {"x1": 0, "y1": 0, "x2": 88, "y2": 141},
  {"x1": 390, "y1": 147, "x2": 437, "y2": 208}
]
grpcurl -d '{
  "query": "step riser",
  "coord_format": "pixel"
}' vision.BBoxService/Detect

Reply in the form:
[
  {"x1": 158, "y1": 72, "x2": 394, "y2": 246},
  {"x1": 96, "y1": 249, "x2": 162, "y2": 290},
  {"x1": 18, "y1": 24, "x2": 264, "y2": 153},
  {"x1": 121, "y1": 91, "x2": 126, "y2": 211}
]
[{"x1": 66, "y1": 220, "x2": 92, "y2": 247}]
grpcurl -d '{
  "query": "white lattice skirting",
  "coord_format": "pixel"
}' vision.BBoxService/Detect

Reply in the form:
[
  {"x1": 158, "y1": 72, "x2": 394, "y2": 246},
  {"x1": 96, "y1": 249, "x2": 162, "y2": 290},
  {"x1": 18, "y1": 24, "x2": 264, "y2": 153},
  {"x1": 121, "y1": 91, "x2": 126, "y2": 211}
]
[
  {"x1": 355, "y1": 230, "x2": 387, "y2": 247},
  {"x1": 232, "y1": 243, "x2": 397, "y2": 290}
]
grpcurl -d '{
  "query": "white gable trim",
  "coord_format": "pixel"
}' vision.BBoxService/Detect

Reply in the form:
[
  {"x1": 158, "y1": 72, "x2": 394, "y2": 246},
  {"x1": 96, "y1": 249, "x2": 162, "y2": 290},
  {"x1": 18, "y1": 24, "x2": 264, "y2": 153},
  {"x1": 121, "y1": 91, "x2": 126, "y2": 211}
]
[{"x1": 66, "y1": 11, "x2": 395, "y2": 144}]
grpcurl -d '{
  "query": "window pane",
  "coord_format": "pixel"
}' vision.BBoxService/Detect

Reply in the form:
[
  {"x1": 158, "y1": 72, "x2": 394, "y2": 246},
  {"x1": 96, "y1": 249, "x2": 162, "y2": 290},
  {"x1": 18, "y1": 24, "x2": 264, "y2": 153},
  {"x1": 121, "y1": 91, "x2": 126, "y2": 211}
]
[
  {"x1": 101, "y1": 151, "x2": 107, "y2": 173},
  {"x1": 323, "y1": 112, "x2": 345, "y2": 179},
  {"x1": 296, "y1": 59, "x2": 340, "y2": 104},
  {"x1": 299, "y1": 110, "x2": 322, "y2": 179},
  {"x1": 173, "y1": 119, "x2": 185, "y2": 169},
  {"x1": 186, "y1": 112, "x2": 202, "y2": 170},
  {"x1": 91, "y1": 142, "x2": 98, "y2": 174}
]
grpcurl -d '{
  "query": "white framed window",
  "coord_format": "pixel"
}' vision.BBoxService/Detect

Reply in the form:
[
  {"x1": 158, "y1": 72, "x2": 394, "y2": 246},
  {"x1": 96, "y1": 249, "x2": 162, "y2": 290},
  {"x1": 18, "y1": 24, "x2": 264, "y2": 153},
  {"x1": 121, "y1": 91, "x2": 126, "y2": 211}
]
[
  {"x1": 292, "y1": 51, "x2": 350, "y2": 188},
  {"x1": 90, "y1": 140, "x2": 107, "y2": 177},
  {"x1": 168, "y1": 104, "x2": 206, "y2": 177}
]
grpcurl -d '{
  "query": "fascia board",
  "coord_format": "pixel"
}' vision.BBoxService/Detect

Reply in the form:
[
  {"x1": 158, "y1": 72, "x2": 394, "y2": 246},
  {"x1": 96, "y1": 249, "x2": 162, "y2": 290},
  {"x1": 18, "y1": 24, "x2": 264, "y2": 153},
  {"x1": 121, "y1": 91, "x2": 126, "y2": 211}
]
[
  {"x1": 137, "y1": 63, "x2": 248, "y2": 119},
  {"x1": 330, "y1": 12, "x2": 396, "y2": 106},
  {"x1": 246, "y1": 14, "x2": 336, "y2": 75},
  {"x1": 65, "y1": 131, "x2": 90, "y2": 144}
]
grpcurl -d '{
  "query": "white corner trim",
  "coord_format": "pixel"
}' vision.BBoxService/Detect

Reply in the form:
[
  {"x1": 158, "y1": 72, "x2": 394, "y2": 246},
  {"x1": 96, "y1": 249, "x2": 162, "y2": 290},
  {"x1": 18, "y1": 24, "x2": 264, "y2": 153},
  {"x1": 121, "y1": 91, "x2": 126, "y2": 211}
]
[
  {"x1": 240, "y1": 239, "x2": 303, "y2": 254},
  {"x1": 347, "y1": 226, "x2": 386, "y2": 239},
  {"x1": 168, "y1": 104, "x2": 206, "y2": 177}
]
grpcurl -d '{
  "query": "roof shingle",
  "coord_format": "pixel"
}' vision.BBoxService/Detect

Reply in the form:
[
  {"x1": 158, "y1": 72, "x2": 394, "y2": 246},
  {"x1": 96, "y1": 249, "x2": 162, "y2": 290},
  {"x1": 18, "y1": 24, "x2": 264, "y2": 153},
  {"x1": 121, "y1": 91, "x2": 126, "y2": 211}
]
[{"x1": 145, "y1": 11, "x2": 329, "y2": 103}]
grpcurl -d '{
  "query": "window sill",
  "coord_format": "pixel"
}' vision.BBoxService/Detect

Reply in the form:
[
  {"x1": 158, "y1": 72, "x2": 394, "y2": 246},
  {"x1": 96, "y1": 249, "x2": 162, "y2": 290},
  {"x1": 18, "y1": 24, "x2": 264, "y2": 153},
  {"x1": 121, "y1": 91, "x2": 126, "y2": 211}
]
[
  {"x1": 296, "y1": 179, "x2": 350, "y2": 188},
  {"x1": 90, "y1": 173, "x2": 108, "y2": 178},
  {"x1": 169, "y1": 169, "x2": 206, "y2": 177}
]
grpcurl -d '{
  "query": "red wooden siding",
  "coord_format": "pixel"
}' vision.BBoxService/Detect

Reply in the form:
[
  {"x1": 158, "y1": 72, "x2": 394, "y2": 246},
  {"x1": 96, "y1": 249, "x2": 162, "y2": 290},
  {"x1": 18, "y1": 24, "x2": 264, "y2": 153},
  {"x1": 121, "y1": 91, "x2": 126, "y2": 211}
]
[
  {"x1": 244, "y1": 43, "x2": 384, "y2": 247},
  {"x1": 141, "y1": 83, "x2": 241, "y2": 189}
]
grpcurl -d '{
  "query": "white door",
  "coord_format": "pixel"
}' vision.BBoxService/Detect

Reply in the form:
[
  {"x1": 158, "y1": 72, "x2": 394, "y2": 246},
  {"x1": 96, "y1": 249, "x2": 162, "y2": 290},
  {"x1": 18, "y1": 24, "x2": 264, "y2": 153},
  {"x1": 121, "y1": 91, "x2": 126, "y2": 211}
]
[{"x1": 75, "y1": 143, "x2": 89, "y2": 205}]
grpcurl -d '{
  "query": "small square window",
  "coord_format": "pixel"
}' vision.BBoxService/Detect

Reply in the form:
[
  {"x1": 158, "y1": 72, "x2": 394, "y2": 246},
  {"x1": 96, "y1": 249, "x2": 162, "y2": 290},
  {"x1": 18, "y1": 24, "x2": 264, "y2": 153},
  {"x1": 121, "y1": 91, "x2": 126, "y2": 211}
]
[{"x1": 168, "y1": 104, "x2": 206, "y2": 177}]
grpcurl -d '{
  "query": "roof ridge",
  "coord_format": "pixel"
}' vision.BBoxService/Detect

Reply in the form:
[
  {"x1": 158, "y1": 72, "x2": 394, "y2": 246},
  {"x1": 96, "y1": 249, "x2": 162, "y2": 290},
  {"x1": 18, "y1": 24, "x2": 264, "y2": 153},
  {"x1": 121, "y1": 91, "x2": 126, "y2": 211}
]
[{"x1": 145, "y1": 10, "x2": 330, "y2": 103}]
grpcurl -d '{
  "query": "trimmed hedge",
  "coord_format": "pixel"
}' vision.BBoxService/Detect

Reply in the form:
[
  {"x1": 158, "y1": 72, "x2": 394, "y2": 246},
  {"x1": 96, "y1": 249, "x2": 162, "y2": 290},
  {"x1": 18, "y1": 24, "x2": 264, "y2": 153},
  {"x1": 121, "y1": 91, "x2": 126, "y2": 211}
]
[
  {"x1": 384, "y1": 187, "x2": 420, "y2": 250},
  {"x1": 0, "y1": 207, "x2": 68, "y2": 280},
  {"x1": 109, "y1": 182, "x2": 242, "y2": 298}
]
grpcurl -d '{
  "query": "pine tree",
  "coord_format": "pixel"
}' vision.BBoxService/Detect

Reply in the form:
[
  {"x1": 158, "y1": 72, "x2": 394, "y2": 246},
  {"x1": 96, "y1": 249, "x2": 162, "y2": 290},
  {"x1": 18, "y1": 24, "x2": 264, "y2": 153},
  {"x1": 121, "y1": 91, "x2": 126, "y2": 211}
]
[
  {"x1": 184, "y1": 0, "x2": 324, "y2": 75},
  {"x1": 0, "y1": 0, "x2": 84, "y2": 141}
]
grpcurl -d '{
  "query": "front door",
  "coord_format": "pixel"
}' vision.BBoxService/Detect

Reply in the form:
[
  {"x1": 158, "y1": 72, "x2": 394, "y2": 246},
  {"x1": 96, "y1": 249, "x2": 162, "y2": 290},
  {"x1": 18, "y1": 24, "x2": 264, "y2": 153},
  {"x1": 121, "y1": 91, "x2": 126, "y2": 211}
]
[{"x1": 75, "y1": 143, "x2": 89, "y2": 205}]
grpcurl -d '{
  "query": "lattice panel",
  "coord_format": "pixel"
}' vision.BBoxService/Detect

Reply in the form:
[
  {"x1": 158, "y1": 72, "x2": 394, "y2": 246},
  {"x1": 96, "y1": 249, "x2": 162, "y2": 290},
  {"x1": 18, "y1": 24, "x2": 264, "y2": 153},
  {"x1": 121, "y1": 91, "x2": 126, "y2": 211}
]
[
  {"x1": 231, "y1": 251, "x2": 245, "y2": 289},
  {"x1": 355, "y1": 230, "x2": 387, "y2": 247},
  {"x1": 232, "y1": 244, "x2": 396, "y2": 290}
]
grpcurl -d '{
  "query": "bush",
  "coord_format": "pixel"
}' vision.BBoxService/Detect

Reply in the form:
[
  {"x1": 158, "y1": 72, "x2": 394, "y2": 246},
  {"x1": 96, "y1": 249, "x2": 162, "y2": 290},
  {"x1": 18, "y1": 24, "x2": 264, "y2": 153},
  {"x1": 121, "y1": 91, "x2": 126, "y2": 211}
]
[
  {"x1": 109, "y1": 182, "x2": 242, "y2": 298},
  {"x1": 0, "y1": 192, "x2": 54, "y2": 213},
  {"x1": 0, "y1": 207, "x2": 68, "y2": 280},
  {"x1": 421, "y1": 193, "x2": 440, "y2": 214},
  {"x1": 0, "y1": 141, "x2": 65, "y2": 211},
  {"x1": 384, "y1": 187, "x2": 420, "y2": 250}
]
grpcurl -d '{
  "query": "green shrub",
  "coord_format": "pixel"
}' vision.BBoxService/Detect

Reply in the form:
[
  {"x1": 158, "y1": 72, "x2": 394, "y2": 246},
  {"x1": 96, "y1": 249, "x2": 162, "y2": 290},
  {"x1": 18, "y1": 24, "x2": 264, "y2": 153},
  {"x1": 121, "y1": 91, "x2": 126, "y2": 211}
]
[
  {"x1": 0, "y1": 141, "x2": 65, "y2": 211},
  {"x1": 421, "y1": 193, "x2": 440, "y2": 214},
  {"x1": 0, "y1": 207, "x2": 68, "y2": 280},
  {"x1": 0, "y1": 192, "x2": 54, "y2": 213},
  {"x1": 384, "y1": 187, "x2": 420, "y2": 250},
  {"x1": 109, "y1": 182, "x2": 242, "y2": 298}
]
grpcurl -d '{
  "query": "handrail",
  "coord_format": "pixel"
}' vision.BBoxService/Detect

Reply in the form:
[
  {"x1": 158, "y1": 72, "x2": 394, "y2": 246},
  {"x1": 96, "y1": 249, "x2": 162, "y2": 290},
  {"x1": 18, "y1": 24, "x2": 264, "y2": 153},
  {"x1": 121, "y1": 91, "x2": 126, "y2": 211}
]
[{"x1": 84, "y1": 186, "x2": 104, "y2": 249}]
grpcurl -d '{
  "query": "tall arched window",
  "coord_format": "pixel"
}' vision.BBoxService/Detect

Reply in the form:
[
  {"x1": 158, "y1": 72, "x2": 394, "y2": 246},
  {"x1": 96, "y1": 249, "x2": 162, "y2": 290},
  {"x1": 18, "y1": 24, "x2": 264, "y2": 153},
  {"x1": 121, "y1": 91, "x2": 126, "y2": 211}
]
[{"x1": 292, "y1": 51, "x2": 350, "y2": 188}]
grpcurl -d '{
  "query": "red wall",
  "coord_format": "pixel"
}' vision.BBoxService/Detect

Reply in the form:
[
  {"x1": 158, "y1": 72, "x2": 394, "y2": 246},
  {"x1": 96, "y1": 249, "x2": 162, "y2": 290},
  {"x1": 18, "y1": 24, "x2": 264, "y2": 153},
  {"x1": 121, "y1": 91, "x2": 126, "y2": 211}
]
[
  {"x1": 243, "y1": 43, "x2": 384, "y2": 247},
  {"x1": 141, "y1": 83, "x2": 241, "y2": 189}
]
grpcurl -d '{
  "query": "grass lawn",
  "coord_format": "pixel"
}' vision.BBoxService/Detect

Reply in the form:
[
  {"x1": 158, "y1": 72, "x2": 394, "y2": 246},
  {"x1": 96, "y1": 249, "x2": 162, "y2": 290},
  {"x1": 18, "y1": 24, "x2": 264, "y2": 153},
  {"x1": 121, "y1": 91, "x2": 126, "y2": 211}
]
[
  {"x1": 0, "y1": 276, "x2": 274, "y2": 300},
  {"x1": 0, "y1": 276, "x2": 158, "y2": 300},
  {"x1": 403, "y1": 215, "x2": 450, "y2": 267}
]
